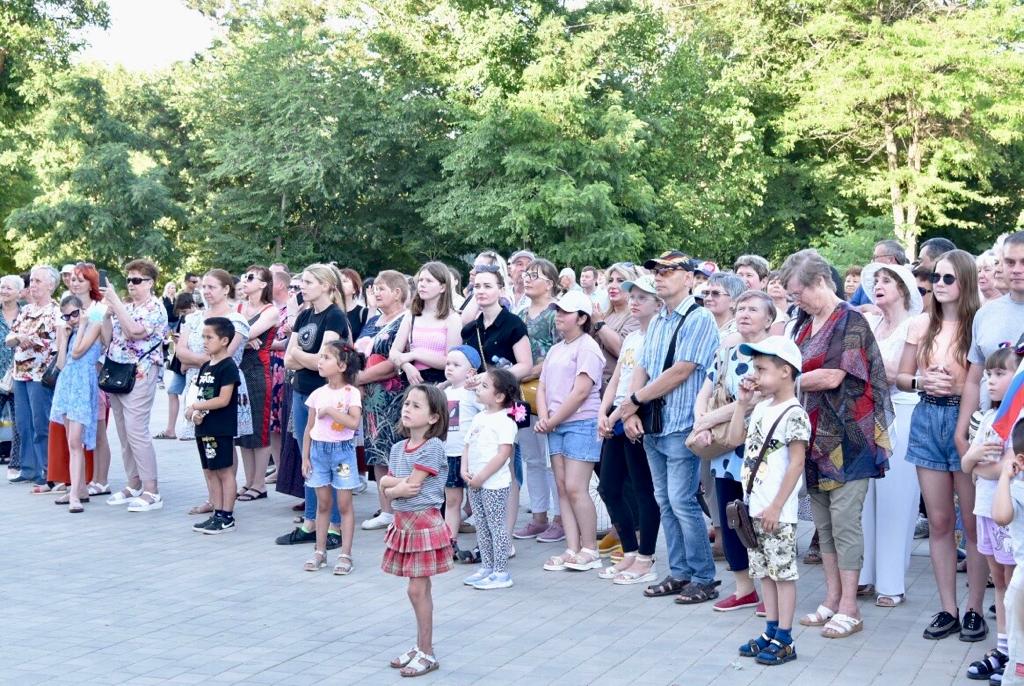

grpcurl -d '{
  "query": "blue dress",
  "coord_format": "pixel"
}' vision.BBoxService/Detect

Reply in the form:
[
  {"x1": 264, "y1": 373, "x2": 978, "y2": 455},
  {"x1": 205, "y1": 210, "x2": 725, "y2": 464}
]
[{"x1": 49, "y1": 331, "x2": 103, "y2": 450}]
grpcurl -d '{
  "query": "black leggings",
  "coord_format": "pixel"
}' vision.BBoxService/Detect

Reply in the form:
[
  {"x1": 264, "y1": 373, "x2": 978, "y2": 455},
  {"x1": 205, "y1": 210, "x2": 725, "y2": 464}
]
[
  {"x1": 597, "y1": 432, "x2": 660, "y2": 556},
  {"x1": 715, "y1": 477, "x2": 749, "y2": 572}
]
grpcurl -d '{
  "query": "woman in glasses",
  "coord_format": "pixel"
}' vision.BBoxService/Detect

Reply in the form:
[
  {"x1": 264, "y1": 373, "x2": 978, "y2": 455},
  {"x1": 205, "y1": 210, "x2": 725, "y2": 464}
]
[
  {"x1": 101, "y1": 259, "x2": 170, "y2": 512},
  {"x1": 897, "y1": 249, "x2": 987, "y2": 642},
  {"x1": 235, "y1": 265, "x2": 279, "y2": 501},
  {"x1": 702, "y1": 272, "x2": 746, "y2": 341},
  {"x1": 594, "y1": 263, "x2": 640, "y2": 389}
]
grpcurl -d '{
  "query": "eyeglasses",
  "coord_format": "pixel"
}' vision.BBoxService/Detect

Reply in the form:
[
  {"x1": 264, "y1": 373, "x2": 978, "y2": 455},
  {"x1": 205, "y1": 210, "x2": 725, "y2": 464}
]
[
  {"x1": 61, "y1": 310, "x2": 80, "y2": 321},
  {"x1": 702, "y1": 289, "x2": 728, "y2": 299},
  {"x1": 929, "y1": 273, "x2": 957, "y2": 285},
  {"x1": 872, "y1": 253, "x2": 898, "y2": 263},
  {"x1": 523, "y1": 272, "x2": 549, "y2": 282},
  {"x1": 125, "y1": 277, "x2": 152, "y2": 285},
  {"x1": 917, "y1": 286, "x2": 931, "y2": 296},
  {"x1": 243, "y1": 273, "x2": 263, "y2": 282},
  {"x1": 652, "y1": 266, "x2": 686, "y2": 276}
]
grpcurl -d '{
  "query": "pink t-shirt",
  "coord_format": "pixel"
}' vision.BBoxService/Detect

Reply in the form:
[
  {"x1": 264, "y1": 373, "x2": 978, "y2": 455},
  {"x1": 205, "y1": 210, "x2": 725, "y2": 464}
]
[
  {"x1": 305, "y1": 384, "x2": 362, "y2": 442},
  {"x1": 540, "y1": 334, "x2": 605, "y2": 422}
]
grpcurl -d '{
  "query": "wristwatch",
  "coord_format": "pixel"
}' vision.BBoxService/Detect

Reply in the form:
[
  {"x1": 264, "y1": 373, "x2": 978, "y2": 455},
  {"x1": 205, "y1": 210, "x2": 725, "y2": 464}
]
[
  {"x1": 593, "y1": 321, "x2": 606, "y2": 334},
  {"x1": 910, "y1": 376, "x2": 919, "y2": 392},
  {"x1": 630, "y1": 392, "x2": 644, "y2": 407}
]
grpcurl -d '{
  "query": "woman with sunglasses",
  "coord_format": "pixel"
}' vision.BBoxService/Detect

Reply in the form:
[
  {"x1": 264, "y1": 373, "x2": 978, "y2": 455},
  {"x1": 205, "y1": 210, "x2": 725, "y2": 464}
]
[
  {"x1": 48, "y1": 288, "x2": 106, "y2": 512},
  {"x1": 175, "y1": 269, "x2": 252, "y2": 515},
  {"x1": 101, "y1": 259, "x2": 170, "y2": 512},
  {"x1": 897, "y1": 249, "x2": 987, "y2": 642},
  {"x1": 594, "y1": 263, "x2": 640, "y2": 389},
  {"x1": 513, "y1": 258, "x2": 564, "y2": 543}
]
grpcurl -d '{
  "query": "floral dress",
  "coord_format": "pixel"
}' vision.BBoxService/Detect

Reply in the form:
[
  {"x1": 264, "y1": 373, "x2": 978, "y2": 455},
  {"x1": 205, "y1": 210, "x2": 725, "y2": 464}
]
[
  {"x1": 269, "y1": 303, "x2": 289, "y2": 434},
  {"x1": 49, "y1": 330, "x2": 104, "y2": 450},
  {"x1": 177, "y1": 310, "x2": 252, "y2": 440},
  {"x1": 361, "y1": 312, "x2": 407, "y2": 467}
]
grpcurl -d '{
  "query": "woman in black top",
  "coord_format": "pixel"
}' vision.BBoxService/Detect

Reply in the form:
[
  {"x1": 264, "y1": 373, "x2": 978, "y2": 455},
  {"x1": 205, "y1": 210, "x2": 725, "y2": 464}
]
[{"x1": 460, "y1": 266, "x2": 532, "y2": 381}]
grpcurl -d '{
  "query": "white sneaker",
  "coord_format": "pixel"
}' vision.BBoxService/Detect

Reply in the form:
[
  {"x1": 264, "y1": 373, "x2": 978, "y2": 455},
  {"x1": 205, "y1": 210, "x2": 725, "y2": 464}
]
[
  {"x1": 126, "y1": 492, "x2": 164, "y2": 512},
  {"x1": 361, "y1": 511, "x2": 394, "y2": 530},
  {"x1": 473, "y1": 572, "x2": 513, "y2": 590},
  {"x1": 463, "y1": 568, "x2": 493, "y2": 586},
  {"x1": 107, "y1": 486, "x2": 143, "y2": 506}
]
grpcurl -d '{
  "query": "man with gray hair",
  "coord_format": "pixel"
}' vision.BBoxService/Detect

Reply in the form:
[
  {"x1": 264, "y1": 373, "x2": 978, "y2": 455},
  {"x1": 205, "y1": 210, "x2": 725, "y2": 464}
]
[{"x1": 507, "y1": 249, "x2": 536, "y2": 311}]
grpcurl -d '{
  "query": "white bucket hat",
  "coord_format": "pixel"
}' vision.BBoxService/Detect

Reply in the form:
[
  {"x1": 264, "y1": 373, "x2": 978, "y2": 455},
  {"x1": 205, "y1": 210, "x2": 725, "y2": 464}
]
[{"x1": 860, "y1": 262, "x2": 923, "y2": 315}]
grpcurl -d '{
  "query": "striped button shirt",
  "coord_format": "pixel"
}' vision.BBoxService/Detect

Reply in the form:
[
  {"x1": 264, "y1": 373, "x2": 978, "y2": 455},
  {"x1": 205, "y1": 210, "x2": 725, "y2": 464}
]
[{"x1": 639, "y1": 295, "x2": 719, "y2": 436}]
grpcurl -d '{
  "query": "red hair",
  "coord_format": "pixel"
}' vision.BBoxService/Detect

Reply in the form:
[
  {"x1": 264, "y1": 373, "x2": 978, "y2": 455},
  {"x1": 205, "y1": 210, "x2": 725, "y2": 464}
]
[{"x1": 75, "y1": 263, "x2": 102, "y2": 302}]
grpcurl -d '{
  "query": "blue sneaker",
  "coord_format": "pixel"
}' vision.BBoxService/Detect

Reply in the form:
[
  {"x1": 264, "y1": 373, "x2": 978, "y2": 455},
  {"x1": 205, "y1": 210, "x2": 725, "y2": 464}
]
[
  {"x1": 463, "y1": 568, "x2": 493, "y2": 586},
  {"x1": 473, "y1": 572, "x2": 513, "y2": 590}
]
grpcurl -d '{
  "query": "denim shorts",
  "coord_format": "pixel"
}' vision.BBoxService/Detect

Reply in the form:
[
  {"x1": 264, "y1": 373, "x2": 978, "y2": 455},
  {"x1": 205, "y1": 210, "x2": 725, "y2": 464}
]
[
  {"x1": 446, "y1": 455, "x2": 466, "y2": 488},
  {"x1": 306, "y1": 439, "x2": 360, "y2": 490},
  {"x1": 905, "y1": 400, "x2": 961, "y2": 472},
  {"x1": 166, "y1": 370, "x2": 186, "y2": 396},
  {"x1": 548, "y1": 418, "x2": 601, "y2": 463}
]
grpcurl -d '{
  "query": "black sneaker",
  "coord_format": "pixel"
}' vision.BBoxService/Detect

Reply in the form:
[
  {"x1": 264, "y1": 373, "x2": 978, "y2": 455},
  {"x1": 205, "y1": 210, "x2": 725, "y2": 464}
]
[
  {"x1": 924, "y1": 610, "x2": 961, "y2": 640},
  {"x1": 203, "y1": 515, "x2": 235, "y2": 535},
  {"x1": 326, "y1": 532, "x2": 342, "y2": 550},
  {"x1": 961, "y1": 609, "x2": 988, "y2": 642},
  {"x1": 192, "y1": 516, "x2": 216, "y2": 532},
  {"x1": 275, "y1": 527, "x2": 315, "y2": 545}
]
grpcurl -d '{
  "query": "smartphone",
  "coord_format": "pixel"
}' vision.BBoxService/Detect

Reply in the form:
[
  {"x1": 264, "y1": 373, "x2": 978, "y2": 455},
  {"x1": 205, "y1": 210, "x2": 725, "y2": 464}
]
[
  {"x1": 99, "y1": 269, "x2": 109, "y2": 288},
  {"x1": 296, "y1": 292, "x2": 304, "y2": 306}
]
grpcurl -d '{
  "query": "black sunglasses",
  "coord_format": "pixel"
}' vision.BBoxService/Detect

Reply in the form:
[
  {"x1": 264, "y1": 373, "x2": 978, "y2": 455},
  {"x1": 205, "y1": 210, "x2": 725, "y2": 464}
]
[
  {"x1": 288, "y1": 284, "x2": 301, "y2": 292},
  {"x1": 61, "y1": 309, "x2": 81, "y2": 321},
  {"x1": 125, "y1": 276, "x2": 152, "y2": 285},
  {"x1": 917, "y1": 286, "x2": 931, "y2": 296},
  {"x1": 243, "y1": 273, "x2": 263, "y2": 282},
  {"x1": 652, "y1": 265, "x2": 687, "y2": 276},
  {"x1": 929, "y1": 273, "x2": 956, "y2": 285}
]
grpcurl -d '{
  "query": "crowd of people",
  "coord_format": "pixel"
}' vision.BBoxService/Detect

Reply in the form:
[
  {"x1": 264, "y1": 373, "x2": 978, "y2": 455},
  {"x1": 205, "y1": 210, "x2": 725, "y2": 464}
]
[{"x1": 2, "y1": 234, "x2": 1024, "y2": 680}]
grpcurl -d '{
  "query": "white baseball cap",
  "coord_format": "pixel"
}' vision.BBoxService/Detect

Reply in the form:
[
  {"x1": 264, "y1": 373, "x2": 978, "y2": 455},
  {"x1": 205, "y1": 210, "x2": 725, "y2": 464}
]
[
  {"x1": 623, "y1": 275, "x2": 657, "y2": 296},
  {"x1": 548, "y1": 289, "x2": 593, "y2": 317},
  {"x1": 738, "y1": 336, "x2": 803, "y2": 375}
]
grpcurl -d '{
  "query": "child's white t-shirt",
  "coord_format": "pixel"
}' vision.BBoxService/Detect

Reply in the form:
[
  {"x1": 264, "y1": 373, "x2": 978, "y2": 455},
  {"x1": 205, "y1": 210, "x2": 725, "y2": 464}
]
[
  {"x1": 972, "y1": 409, "x2": 1000, "y2": 518},
  {"x1": 740, "y1": 397, "x2": 811, "y2": 524},
  {"x1": 465, "y1": 409, "x2": 517, "y2": 490},
  {"x1": 445, "y1": 385, "x2": 483, "y2": 457},
  {"x1": 1009, "y1": 480, "x2": 1024, "y2": 567},
  {"x1": 305, "y1": 384, "x2": 361, "y2": 442}
]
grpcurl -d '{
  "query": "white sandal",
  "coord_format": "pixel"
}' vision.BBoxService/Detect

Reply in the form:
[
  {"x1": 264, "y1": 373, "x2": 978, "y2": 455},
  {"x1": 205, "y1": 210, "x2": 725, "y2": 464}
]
[
  {"x1": 799, "y1": 604, "x2": 836, "y2": 626},
  {"x1": 543, "y1": 549, "x2": 577, "y2": 571},
  {"x1": 106, "y1": 486, "x2": 142, "y2": 506},
  {"x1": 565, "y1": 547, "x2": 603, "y2": 571},
  {"x1": 598, "y1": 552, "x2": 637, "y2": 579},
  {"x1": 821, "y1": 613, "x2": 864, "y2": 638},
  {"x1": 88, "y1": 482, "x2": 111, "y2": 496}
]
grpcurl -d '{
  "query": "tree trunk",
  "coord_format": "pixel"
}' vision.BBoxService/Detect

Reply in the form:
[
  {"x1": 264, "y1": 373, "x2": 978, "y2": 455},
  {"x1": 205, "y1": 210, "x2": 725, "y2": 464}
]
[{"x1": 883, "y1": 114, "x2": 911, "y2": 254}]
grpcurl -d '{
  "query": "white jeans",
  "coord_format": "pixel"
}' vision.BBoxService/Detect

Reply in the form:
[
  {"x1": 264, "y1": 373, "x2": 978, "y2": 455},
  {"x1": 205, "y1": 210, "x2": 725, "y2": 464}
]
[
  {"x1": 859, "y1": 401, "x2": 919, "y2": 596},
  {"x1": 518, "y1": 422, "x2": 558, "y2": 517},
  {"x1": 1005, "y1": 565, "x2": 1024, "y2": 685}
]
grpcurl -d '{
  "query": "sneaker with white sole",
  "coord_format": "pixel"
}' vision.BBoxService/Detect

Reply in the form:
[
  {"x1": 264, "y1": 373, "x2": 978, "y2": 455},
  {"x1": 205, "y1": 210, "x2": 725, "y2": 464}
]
[
  {"x1": 536, "y1": 522, "x2": 566, "y2": 543},
  {"x1": 361, "y1": 511, "x2": 394, "y2": 530},
  {"x1": 126, "y1": 492, "x2": 164, "y2": 512},
  {"x1": 106, "y1": 486, "x2": 143, "y2": 506},
  {"x1": 202, "y1": 515, "x2": 235, "y2": 535},
  {"x1": 473, "y1": 572, "x2": 513, "y2": 590},
  {"x1": 463, "y1": 568, "x2": 494, "y2": 586}
]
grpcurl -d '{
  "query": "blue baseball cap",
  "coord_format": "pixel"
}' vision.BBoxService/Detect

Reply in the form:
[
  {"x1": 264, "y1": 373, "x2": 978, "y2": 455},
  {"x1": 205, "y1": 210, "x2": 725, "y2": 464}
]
[{"x1": 450, "y1": 345, "x2": 482, "y2": 370}]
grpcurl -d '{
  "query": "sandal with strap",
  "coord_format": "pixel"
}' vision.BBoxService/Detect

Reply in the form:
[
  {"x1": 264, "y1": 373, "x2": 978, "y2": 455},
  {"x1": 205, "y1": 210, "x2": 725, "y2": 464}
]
[
  {"x1": 189, "y1": 502, "x2": 214, "y2": 516},
  {"x1": 857, "y1": 584, "x2": 875, "y2": 597},
  {"x1": 565, "y1": 547, "x2": 603, "y2": 571},
  {"x1": 756, "y1": 638, "x2": 797, "y2": 666},
  {"x1": 399, "y1": 650, "x2": 439, "y2": 678},
  {"x1": 237, "y1": 488, "x2": 267, "y2": 502},
  {"x1": 390, "y1": 646, "x2": 419, "y2": 669},
  {"x1": 674, "y1": 580, "x2": 722, "y2": 605},
  {"x1": 821, "y1": 613, "x2": 863, "y2": 639},
  {"x1": 967, "y1": 649, "x2": 1008, "y2": 679},
  {"x1": 333, "y1": 553, "x2": 353, "y2": 576},
  {"x1": 644, "y1": 574, "x2": 688, "y2": 598},
  {"x1": 799, "y1": 604, "x2": 836, "y2": 627},
  {"x1": 55, "y1": 494, "x2": 89, "y2": 505},
  {"x1": 304, "y1": 550, "x2": 327, "y2": 572},
  {"x1": 739, "y1": 632, "x2": 774, "y2": 658},
  {"x1": 598, "y1": 552, "x2": 637, "y2": 579},
  {"x1": 876, "y1": 593, "x2": 905, "y2": 608},
  {"x1": 87, "y1": 482, "x2": 111, "y2": 496},
  {"x1": 543, "y1": 549, "x2": 577, "y2": 571}
]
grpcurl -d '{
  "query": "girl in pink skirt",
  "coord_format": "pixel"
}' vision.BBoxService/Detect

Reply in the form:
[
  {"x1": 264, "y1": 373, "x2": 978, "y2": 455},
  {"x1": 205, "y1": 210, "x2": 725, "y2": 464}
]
[{"x1": 379, "y1": 384, "x2": 452, "y2": 677}]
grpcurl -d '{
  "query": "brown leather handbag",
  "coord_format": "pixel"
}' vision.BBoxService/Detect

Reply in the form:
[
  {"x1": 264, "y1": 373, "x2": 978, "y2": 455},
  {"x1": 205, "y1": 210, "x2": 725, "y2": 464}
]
[{"x1": 725, "y1": 405, "x2": 796, "y2": 549}]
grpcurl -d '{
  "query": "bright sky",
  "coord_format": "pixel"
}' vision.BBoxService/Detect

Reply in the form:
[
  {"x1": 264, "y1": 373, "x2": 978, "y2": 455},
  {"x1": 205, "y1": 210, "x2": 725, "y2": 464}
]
[{"x1": 76, "y1": 0, "x2": 219, "y2": 72}]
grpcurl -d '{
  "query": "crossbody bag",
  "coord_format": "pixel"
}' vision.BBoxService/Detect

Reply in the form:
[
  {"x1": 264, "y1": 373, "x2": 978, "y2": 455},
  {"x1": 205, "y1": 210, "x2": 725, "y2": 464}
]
[
  {"x1": 638, "y1": 303, "x2": 699, "y2": 435},
  {"x1": 98, "y1": 339, "x2": 163, "y2": 395}
]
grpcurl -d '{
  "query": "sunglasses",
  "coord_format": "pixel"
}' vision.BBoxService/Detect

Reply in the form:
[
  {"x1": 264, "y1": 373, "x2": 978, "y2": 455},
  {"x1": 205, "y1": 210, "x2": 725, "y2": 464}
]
[
  {"x1": 61, "y1": 310, "x2": 81, "y2": 321},
  {"x1": 288, "y1": 284, "x2": 301, "y2": 292},
  {"x1": 652, "y1": 265, "x2": 687, "y2": 276},
  {"x1": 929, "y1": 273, "x2": 956, "y2": 285},
  {"x1": 125, "y1": 277, "x2": 152, "y2": 285},
  {"x1": 917, "y1": 286, "x2": 931, "y2": 296},
  {"x1": 243, "y1": 273, "x2": 263, "y2": 282}
]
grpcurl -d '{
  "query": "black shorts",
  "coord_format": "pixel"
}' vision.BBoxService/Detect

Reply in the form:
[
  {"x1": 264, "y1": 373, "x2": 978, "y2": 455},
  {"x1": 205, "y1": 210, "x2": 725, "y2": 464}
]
[
  {"x1": 446, "y1": 455, "x2": 466, "y2": 489},
  {"x1": 197, "y1": 436, "x2": 234, "y2": 471}
]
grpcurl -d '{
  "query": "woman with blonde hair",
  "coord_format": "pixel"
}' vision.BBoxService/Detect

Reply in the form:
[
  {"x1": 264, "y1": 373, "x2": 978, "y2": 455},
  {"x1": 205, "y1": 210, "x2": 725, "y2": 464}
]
[{"x1": 593, "y1": 262, "x2": 640, "y2": 389}]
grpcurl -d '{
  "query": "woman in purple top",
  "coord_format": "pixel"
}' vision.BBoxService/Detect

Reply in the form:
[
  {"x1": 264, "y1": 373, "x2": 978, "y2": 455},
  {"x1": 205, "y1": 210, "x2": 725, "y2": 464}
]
[{"x1": 535, "y1": 290, "x2": 606, "y2": 573}]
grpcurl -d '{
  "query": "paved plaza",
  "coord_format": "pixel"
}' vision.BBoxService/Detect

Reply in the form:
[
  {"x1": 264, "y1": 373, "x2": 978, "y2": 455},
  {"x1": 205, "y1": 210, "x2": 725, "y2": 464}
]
[{"x1": 1, "y1": 393, "x2": 991, "y2": 685}]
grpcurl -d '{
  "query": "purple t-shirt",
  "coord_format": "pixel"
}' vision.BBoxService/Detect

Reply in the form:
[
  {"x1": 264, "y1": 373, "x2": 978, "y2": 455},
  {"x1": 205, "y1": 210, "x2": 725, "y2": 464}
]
[{"x1": 540, "y1": 334, "x2": 605, "y2": 422}]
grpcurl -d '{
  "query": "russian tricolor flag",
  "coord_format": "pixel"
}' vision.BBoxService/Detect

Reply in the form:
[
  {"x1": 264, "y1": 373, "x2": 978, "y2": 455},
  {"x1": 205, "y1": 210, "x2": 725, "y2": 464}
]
[{"x1": 994, "y1": 358, "x2": 1024, "y2": 440}]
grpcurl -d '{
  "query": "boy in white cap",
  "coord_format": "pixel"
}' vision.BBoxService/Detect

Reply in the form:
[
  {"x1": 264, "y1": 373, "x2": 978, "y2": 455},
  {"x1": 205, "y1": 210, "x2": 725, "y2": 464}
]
[{"x1": 726, "y1": 336, "x2": 811, "y2": 666}]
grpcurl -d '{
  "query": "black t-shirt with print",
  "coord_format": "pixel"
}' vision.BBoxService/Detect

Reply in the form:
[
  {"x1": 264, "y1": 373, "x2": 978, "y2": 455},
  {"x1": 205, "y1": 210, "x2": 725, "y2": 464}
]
[
  {"x1": 460, "y1": 309, "x2": 529, "y2": 371},
  {"x1": 293, "y1": 303, "x2": 350, "y2": 396},
  {"x1": 195, "y1": 357, "x2": 240, "y2": 437}
]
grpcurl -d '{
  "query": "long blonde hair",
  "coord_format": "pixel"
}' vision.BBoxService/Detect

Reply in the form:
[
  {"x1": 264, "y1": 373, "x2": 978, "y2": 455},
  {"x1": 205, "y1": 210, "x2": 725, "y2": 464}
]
[{"x1": 302, "y1": 263, "x2": 348, "y2": 310}]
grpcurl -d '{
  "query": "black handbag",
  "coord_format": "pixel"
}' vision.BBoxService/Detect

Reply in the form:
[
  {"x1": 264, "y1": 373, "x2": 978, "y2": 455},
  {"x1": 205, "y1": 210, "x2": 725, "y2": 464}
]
[
  {"x1": 725, "y1": 405, "x2": 796, "y2": 549},
  {"x1": 41, "y1": 356, "x2": 60, "y2": 389},
  {"x1": 98, "y1": 340, "x2": 163, "y2": 395},
  {"x1": 638, "y1": 303, "x2": 698, "y2": 435}
]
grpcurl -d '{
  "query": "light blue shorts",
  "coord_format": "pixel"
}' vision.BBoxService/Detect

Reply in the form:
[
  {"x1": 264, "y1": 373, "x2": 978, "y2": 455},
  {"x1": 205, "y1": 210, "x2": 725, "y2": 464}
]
[
  {"x1": 548, "y1": 418, "x2": 602, "y2": 463},
  {"x1": 166, "y1": 371, "x2": 186, "y2": 396},
  {"x1": 306, "y1": 440, "x2": 361, "y2": 490},
  {"x1": 905, "y1": 400, "x2": 961, "y2": 472}
]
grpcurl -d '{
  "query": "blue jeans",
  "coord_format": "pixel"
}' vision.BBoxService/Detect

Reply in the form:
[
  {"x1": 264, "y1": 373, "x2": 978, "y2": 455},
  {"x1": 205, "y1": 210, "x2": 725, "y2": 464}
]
[
  {"x1": 644, "y1": 430, "x2": 716, "y2": 585},
  {"x1": 13, "y1": 380, "x2": 53, "y2": 484},
  {"x1": 292, "y1": 391, "x2": 340, "y2": 525}
]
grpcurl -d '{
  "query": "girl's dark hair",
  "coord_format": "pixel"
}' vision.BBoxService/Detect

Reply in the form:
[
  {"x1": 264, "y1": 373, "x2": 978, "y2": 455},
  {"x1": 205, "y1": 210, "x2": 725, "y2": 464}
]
[
  {"x1": 324, "y1": 340, "x2": 365, "y2": 385},
  {"x1": 487, "y1": 368, "x2": 520, "y2": 409},
  {"x1": 245, "y1": 265, "x2": 273, "y2": 305},
  {"x1": 397, "y1": 384, "x2": 449, "y2": 441},
  {"x1": 60, "y1": 293, "x2": 83, "y2": 309},
  {"x1": 985, "y1": 346, "x2": 1023, "y2": 373},
  {"x1": 173, "y1": 293, "x2": 195, "y2": 316}
]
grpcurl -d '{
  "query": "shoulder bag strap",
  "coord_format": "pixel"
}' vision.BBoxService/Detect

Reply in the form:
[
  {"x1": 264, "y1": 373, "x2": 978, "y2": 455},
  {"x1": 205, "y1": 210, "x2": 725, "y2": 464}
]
[
  {"x1": 474, "y1": 315, "x2": 489, "y2": 370},
  {"x1": 661, "y1": 303, "x2": 699, "y2": 373},
  {"x1": 744, "y1": 405, "x2": 797, "y2": 497}
]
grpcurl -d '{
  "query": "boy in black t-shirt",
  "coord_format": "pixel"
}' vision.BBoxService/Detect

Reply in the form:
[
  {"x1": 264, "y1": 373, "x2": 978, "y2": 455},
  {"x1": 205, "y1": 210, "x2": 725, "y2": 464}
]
[{"x1": 185, "y1": 317, "x2": 240, "y2": 535}]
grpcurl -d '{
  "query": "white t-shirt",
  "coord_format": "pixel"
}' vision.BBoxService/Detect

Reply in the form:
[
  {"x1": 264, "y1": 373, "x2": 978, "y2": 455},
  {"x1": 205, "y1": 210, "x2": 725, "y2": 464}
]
[
  {"x1": 740, "y1": 398, "x2": 811, "y2": 524},
  {"x1": 867, "y1": 314, "x2": 919, "y2": 406},
  {"x1": 613, "y1": 330, "x2": 644, "y2": 406},
  {"x1": 465, "y1": 409, "x2": 517, "y2": 490},
  {"x1": 1009, "y1": 480, "x2": 1024, "y2": 566},
  {"x1": 972, "y1": 410, "x2": 1001, "y2": 518},
  {"x1": 445, "y1": 385, "x2": 483, "y2": 457}
]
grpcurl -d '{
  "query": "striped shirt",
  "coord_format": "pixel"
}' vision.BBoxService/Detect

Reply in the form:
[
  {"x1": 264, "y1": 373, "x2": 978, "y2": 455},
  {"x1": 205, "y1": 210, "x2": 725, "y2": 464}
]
[
  {"x1": 639, "y1": 295, "x2": 719, "y2": 436},
  {"x1": 388, "y1": 438, "x2": 447, "y2": 512}
]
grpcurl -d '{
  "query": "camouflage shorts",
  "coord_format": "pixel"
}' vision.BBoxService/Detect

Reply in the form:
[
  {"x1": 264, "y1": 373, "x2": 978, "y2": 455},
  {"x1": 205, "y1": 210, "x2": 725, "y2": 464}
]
[{"x1": 748, "y1": 519, "x2": 799, "y2": 582}]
